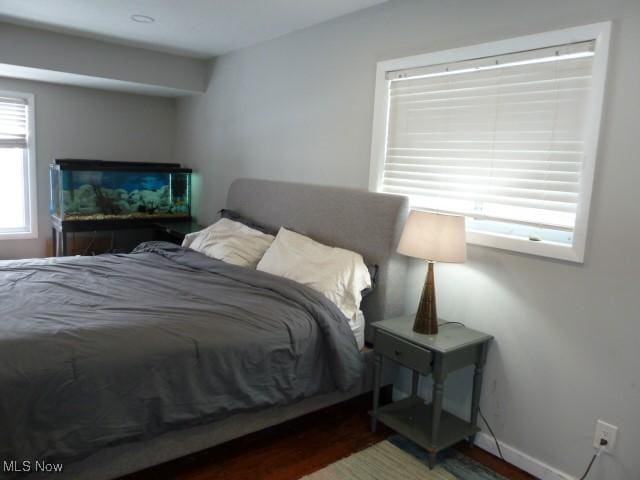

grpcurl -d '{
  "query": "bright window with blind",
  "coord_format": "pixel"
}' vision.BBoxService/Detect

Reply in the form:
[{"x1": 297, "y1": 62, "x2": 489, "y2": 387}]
[
  {"x1": 370, "y1": 23, "x2": 611, "y2": 262},
  {"x1": 0, "y1": 91, "x2": 37, "y2": 239}
]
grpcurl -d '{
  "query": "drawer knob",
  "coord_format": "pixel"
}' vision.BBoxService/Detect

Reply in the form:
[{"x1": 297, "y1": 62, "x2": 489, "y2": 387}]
[{"x1": 394, "y1": 349, "x2": 402, "y2": 357}]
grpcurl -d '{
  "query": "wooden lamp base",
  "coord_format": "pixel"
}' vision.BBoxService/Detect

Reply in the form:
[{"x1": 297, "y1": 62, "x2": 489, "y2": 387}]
[{"x1": 413, "y1": 261, "x2": 438, "y2": 335}]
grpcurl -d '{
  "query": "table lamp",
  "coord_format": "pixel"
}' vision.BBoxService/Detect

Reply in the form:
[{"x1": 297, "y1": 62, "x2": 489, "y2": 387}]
[{"x1": 397, "y1": 210, "x2": 467, "y2": 335}]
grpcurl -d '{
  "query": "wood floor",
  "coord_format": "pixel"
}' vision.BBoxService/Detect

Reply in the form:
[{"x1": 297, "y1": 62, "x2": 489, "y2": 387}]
[{"x1": 123, "y1": 391, "x2": 535, "y2": 480}]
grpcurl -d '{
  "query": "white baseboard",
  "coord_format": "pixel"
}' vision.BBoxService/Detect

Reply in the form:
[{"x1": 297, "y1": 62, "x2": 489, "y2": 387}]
[{"x1": 474, "y1": 432, "x2": 576, "y2": 480}]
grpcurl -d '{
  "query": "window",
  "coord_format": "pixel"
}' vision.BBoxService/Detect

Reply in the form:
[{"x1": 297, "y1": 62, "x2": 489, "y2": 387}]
[
  {"x1": 0, "y1": 91, "x2": 37, "y2": 239},
  {"x1": 370, "y1": 23, "x2": 611, "y2": 262}
]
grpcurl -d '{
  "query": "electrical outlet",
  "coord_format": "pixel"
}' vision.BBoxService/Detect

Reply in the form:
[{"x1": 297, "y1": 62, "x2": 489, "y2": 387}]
[{"x1": 593, "y1": 420, "x2": 618, "y2": 453}]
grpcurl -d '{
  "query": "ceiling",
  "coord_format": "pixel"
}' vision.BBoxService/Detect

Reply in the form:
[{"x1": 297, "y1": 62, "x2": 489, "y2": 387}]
[{"x1": 0, "y1": 0, "x2": 387, "y2": 58}]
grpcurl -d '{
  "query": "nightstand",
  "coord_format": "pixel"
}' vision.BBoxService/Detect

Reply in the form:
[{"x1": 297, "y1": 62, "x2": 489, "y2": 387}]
[{"x1": 370, "y1": 315, "x2": 492, "y2": 468}]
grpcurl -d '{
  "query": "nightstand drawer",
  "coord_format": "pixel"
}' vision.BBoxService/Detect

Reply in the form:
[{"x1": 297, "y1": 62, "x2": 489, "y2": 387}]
[{"x1": 375, "y1": 329, "x2": 432, "y2": 375}]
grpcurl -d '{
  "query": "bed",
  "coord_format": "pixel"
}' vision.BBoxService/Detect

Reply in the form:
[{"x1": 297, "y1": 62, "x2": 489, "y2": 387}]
[{"x1": 0, "y1": 178, "x2": 409, "y2": 479}]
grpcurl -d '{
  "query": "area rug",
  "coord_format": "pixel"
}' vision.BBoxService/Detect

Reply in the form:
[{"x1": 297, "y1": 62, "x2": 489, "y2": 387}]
[{"x1": 300, "y1": 435, "x2": 507, "y2": 480}]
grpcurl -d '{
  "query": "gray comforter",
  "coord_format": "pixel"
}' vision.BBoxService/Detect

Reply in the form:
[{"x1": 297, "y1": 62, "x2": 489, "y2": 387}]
[{"x1": 0, "y1": 242, "x2": 364, "y2": 464}]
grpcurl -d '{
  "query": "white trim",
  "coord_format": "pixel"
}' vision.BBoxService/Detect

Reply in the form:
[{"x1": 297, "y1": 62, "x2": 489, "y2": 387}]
[
  {"x1": 368, "y1": 22, "x2": 612, "y2": 263},
  {"x1": 0, "y1": 89, "x2": 38, "y2": 240},
  {"x1": 368, "y1": 62, "x2": 390, "y2": 192},
  {"x1": 474, "y1": 432, "x2": 577, "y2": 480},
  {"x1": 571, "y1": 22, "x2": 611, "y2": 263}
]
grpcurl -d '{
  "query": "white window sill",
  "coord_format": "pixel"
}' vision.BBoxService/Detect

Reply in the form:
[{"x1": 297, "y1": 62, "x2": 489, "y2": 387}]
[{"x1": 467, "y1": 230, "x2": 584, "y2": 263}]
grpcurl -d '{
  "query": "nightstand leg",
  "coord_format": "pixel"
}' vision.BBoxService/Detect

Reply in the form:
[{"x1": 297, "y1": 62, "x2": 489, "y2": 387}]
[
  {"x1": 371, "y1": 353, "x2": 383, "y2": 433},
  {"x1": 430, "y1": 355, "x2": 445, "y2": 468},
  {"x1": 428, "y1": 451, "x2": 437, "y2": 469},
  {"x1": 411, "y1": 370, "x2": 420, "y2": 397},
  {"x1": 469, "y1": 342, "x2": 488, "y2": 446},
  {"x1": 431, "y1": 379, "x2": 444, "y2": 445}
]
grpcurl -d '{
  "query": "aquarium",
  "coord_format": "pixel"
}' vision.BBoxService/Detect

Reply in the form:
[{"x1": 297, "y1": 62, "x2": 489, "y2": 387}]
[{"x1": 50, "y1": 159, "x2": 191, "y2": 221}]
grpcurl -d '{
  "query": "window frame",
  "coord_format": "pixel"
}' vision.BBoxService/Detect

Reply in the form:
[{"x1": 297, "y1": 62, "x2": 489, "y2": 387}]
[
  {"x1": 0, "y1": 90, "x2": 38, "y2": 240},
  {"x1": 369, "y1": 22, "x2": 611, "y2": 263}
]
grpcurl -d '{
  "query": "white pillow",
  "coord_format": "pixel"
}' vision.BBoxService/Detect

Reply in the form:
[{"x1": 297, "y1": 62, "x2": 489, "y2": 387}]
[
  {"x1": 182, "y1": 218, "x2": 275, "y2": 268},
  {"x1": 256, "y1": 228, "x2": 371, "y2": 319}
]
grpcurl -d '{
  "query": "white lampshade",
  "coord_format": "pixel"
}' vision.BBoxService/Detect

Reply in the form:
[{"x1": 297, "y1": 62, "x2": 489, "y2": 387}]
[{"x1": 397, "y1": 210, "x2": 467, "y2": 263}]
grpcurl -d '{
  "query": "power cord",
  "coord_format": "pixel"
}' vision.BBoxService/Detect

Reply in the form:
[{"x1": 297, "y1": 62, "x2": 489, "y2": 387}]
[
  {"x1": 462, "y1": 343, "x2": 606, "y2": 479},
  {"x1": 437, "y1": 324, "x2": 504, "y2": 461},
  {"x1": 82, "y1": 231, "x2": 97, "y2": 256},
  {"x1": 479, "y1": 412, "x2": 607, "y2": 479},
  {"x1": 440, "y1": 321, "x2": 605, "y2": 478},
  {"x1": 478, "y1": 407, "x2": 505, "y2": 461},
  {"x1": 579, "y1": 439, "x2": 607, "y2": 480},
  {"x1": 438, "y1": 321, "x2": 466, "y2": 327}
]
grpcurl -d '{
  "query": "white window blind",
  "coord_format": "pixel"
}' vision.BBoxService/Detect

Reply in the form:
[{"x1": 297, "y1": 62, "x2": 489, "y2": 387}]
[
  {"x1": 381, "y1": 41, "x2": 595, "y2": 233},
  {"x1": 0, "y1": 96, "x2": 29, "y2": 148}
]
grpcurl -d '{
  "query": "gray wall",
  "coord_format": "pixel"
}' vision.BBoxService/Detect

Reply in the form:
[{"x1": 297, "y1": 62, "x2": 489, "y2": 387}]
[
  {"x1": 0, "y1": 78, "x2": 176, "y2": 259},
  {"x1": 175, "y1": 0, "x2": 640, "y2": 478}
]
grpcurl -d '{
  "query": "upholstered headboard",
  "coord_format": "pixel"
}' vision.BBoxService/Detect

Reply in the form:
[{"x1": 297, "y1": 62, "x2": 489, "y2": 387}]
[{"x1": 226, "y1": 178, "x2": 410, "y2": 343}]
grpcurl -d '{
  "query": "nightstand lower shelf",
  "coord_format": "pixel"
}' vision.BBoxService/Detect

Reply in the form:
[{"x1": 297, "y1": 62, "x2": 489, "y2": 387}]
[{"x1": 371, "y1": 396, "x2": 479, "y2": 452}]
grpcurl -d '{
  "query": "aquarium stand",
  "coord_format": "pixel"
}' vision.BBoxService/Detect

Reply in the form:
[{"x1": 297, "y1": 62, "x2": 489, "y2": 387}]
[{"x1": 51, "y1": 216, "x2": 196, "y2": 256}]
